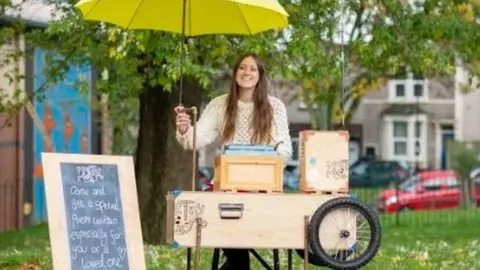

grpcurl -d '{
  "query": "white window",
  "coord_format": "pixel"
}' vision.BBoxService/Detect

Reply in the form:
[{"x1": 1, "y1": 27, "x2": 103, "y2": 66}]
[
  {"x1": 383, "y1": 115, "x2": 427, "y2": 166},
  {"x1": 392, "y1": 121, "x2": 408, "y2": 157},
  {"x1": 387, "y1": 77, "x2": 428, "y2": 103}
]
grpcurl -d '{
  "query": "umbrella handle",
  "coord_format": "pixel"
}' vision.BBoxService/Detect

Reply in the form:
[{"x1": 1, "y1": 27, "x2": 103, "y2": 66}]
[
  {"x1": 181, "y1": 106, "x2": 198, "y2": 270},
  {"x1": 182, "y1": 106, "x2": 198, "y2": 192}
]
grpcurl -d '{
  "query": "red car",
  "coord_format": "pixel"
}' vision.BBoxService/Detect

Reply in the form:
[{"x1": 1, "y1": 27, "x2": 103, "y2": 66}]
[
  {"x1": 377, "y1": 170, "x2": 471, "y2": 213},
  {"x1": 471, "y1": 168, "x2": 480, "y2": 206}
]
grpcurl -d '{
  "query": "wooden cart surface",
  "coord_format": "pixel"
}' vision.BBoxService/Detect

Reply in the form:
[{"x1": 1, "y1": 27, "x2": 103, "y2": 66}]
[{"x1": 166, "y1": 191, "x2": 357, "y2": 250}]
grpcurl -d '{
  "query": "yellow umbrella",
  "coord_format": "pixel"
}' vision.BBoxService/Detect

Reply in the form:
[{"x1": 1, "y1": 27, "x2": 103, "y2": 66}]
[
  {"x1": 74, "y1": 1, "x2": 289, "y2": 269},
  {"x1": 75, "y1": 0, "x2": 289, "y2": 104},
  {"x1": 75, "y1": 0, "x2": 289, "y2": 36}
]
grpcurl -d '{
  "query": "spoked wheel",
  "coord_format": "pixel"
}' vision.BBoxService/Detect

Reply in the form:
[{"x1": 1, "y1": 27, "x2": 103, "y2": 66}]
[
  {"x1": 295, "y1": 249, "x2": 326, "y2": 266},
  {"x1": 308, "y1": 197, "x2": 381, "y2": 269},
  {"x1": 295, "y1": 248, "x2": 354, "y2": 267}
]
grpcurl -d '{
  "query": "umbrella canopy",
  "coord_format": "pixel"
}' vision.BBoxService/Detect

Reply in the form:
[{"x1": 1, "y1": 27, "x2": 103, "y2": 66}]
[{"x1": 75, "y1": 0, "x2": 289, "y2": 36}]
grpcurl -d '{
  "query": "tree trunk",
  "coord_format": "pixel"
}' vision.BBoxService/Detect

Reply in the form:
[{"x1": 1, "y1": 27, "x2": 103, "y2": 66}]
[
  {"x1": 134, "y1": 79, "x2": 202, "y2": 244},
  {"x1": 325, "y1": 102, "x2": 333, "y2": 130},
  {"x1": 461, "y1": 177, "x2": 472, "y2": 208},
  {"x1": 310, "y1": 106, "x2": 328, "y2": 130}
]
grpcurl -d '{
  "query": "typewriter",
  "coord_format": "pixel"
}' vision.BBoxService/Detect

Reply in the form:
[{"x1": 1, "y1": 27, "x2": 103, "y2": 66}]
[{"x1": 222, "y1": 144, "x2": 280, "y2": 156}]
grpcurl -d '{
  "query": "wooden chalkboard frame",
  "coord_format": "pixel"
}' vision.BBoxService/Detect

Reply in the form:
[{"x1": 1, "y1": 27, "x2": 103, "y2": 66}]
[{"x1": 41, "y1": 152, "x2": 146, "y2": 270}]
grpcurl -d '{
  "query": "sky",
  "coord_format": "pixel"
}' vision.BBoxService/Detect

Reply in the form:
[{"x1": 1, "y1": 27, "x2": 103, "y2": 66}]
[{"x1": 4, "y1": 0, "x2": 56, "y2": 26}]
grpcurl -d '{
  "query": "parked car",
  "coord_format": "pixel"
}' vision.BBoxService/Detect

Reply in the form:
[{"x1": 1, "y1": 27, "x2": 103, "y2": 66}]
[
  {"x1": 349, "y1": 160, "x2": 413, "y2": 188},
  {"x1": 284, "y1": 164, "x2": 299, "y2": 191},
  {"x1": 349, "y1": 156, "x2": 376, "y2": 170},
  {"x1": 470, "y1": 167, "x2": 480, "y2": 206},
  {"x1": 198, "y1": 166, "x2": 214, "y2": 191},
  {"x1": 377, "y1": 170, "x2": 465, "y2": 213}
]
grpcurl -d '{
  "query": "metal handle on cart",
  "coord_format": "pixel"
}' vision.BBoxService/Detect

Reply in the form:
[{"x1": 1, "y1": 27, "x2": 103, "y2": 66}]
[{"x1": 218, "y1": 203, "x2": 244, "y2": 220}]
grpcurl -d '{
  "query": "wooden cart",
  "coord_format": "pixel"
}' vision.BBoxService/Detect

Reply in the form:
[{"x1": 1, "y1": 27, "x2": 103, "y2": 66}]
[
  {"x1": 166, "y1": 191, "x2": 357, "y2": 250},
  {"x1": 166, "y1": 191, "x2": 381, "y2": 270},
  {"x1": 169, "y1": 108, "x2": 381, "y2": 270}
]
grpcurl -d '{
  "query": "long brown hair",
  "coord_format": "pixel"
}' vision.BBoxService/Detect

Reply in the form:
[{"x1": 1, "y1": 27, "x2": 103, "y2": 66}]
[{"x1": 220, "y1": 52, "x2": 274, "y2": 144}]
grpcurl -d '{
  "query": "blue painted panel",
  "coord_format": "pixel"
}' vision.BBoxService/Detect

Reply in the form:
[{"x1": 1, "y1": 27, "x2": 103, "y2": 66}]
[{"x1": 32, "y1": 48, "x2": 93, "y2": 223}]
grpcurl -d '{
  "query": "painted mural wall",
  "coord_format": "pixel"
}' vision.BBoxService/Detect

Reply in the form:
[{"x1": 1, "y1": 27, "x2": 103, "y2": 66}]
[{"x1": 32, "y1": 48, "x2": 93, "y2": 222}]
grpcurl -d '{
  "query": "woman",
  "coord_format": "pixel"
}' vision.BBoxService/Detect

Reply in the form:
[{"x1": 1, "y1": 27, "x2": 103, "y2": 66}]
[{"x1": 175, "y1": 52, "x2": 293, "y2": 269}]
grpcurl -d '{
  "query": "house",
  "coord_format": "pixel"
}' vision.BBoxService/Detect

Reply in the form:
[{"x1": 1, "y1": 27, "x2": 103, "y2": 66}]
[
  {"x1": 454, "y1": 58, "x2": 480, "y2": 142},
  {"x1": 268, "y1": 73, "x2": 457, "y2": 170},
  {"x1": 354, "y1": 74, "x2": 455, "y2": 170}
]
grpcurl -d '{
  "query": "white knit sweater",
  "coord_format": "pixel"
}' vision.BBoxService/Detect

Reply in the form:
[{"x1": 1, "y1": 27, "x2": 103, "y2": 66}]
[{"x1": 176, "y1": 94, "x2": 293, "y2": 164}]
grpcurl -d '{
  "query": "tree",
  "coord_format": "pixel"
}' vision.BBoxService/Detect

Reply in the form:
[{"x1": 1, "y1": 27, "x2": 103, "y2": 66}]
[
  {"x1": 276, "y1": 0, "x2": 480, "y2": 130},
  {"x1": 9, "y1": 0, "x2": 477, "y2": 244},
  {"x1": 12, "y1": 0, "x2": 279, "y2": 244},
  {"x1": 450, "y1": 1, "x2": 480, "y2": 92},
  {"x1": 448, "y1": 140, "x2": 480, "y2": 208}
]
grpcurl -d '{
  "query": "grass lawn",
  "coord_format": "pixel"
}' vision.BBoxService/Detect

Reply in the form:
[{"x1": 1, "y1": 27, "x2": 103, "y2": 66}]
[{"x1": 1, "y1": 209, "x2": 479, "y2": 269}]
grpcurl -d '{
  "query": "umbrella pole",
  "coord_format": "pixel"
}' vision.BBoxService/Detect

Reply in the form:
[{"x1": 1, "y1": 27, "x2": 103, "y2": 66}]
[
  {"x1": 191, "y1": 107, "x2": 199, "y2": 270},
  {"x1": 178, "y1": 0, "x2": 187, "y2": 106},
  {"x1": 175, "y1": 0, "x2": 196, "y2": 268}
]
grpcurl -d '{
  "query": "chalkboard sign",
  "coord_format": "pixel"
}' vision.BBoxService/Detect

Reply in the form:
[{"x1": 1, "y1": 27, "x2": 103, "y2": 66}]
[
  {"x1": 61, "y1": 163, "x2": 129, "y2": 269},
  {"x1": 42, "y1": 153, "x2": 146, "y2": 270}
]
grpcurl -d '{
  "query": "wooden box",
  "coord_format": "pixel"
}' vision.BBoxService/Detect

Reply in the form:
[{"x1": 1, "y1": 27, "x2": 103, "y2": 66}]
[
  {"x1": 213, "y1": 155, "x2": 283, "y2": 192},
  {"x1": 299, "y1": 130, "x2": 350, "y2": 193},
  {"x1": 165, "y1": 191, "x2": 357, "y2": 250}
]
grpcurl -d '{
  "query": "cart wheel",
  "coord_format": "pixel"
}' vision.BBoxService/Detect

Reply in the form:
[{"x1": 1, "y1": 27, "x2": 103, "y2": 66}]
[
  {"x1": 308, "y1": 197, "x2": 381, "y2": 269},
  {"x1": 295, "y1": 247, "x2": 354, "y2": 266},
  {"x1": 294, "y1": 249, "x2": 326, "y2": 266}
]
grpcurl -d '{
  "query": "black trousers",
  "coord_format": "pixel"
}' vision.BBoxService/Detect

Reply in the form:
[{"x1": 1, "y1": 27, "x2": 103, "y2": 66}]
[{"x1": 221, "y1": 248, "x2": 250, "y2": 270}]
